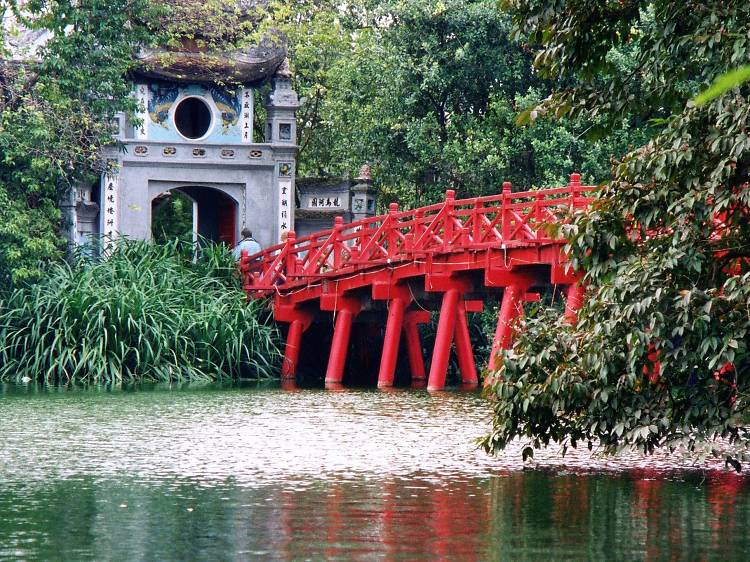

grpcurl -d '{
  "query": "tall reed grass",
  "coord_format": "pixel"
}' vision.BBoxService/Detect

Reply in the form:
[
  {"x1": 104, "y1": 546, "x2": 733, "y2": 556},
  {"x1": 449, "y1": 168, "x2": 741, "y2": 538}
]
[{"x1": 0, "y1": 239, "x2": 281, "y2": 383}]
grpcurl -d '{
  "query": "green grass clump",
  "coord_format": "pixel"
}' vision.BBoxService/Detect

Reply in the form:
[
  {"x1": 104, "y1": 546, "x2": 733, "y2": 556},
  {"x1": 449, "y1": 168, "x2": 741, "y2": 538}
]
[{"x1": 0, "y1": 239, "x2": 281, "y2": 383}]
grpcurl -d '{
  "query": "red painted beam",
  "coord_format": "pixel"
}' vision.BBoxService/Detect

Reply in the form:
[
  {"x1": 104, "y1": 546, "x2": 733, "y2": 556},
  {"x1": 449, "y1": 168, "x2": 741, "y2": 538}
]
[{"x1": 463, "y1": 300, "x2": 484, "y2": 313}]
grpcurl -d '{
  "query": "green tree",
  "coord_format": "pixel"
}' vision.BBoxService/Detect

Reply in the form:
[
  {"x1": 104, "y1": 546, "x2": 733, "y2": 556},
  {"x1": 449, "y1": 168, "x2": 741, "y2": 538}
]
[
  {"x1": 297, "y1": 0, "x2": 643, "y2": 207},
  {"x1": 0, "y1": 0, "x2": 160, "y2": 286},
  {"x1": 481, "y1": 1, "x2": 750, "y2": 467}
]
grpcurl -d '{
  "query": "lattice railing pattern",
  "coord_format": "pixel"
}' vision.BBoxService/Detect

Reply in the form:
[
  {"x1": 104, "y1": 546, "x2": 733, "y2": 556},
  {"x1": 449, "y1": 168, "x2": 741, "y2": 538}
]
[{"x1": 240, "y1": 174, "x2": 595, "y2": 292}]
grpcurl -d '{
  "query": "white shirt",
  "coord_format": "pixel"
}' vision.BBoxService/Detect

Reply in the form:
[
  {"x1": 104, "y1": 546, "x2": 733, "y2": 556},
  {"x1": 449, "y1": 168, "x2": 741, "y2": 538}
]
[{"x1": 232, "y1": 237, "x2": 262, "y2": 261}]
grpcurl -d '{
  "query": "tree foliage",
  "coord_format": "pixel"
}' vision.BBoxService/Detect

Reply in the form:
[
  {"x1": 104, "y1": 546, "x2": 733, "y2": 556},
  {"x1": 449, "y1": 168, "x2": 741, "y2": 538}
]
[
  {"x1": 295, "y1": 0, "x2": 644, "y2": 207},
  {"x1": 0, "y1": 0, "x2": 161, "y2": 286},
  {"x1": 481, "y1": 1, "x2": 750, "y2": 467}
]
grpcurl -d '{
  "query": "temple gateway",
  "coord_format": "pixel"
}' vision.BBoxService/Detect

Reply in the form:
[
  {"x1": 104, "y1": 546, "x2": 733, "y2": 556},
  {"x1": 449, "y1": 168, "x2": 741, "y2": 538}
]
[
  {"x1": 4, "y1": 2, "x2": 379, "y2": 249},
  {"x1": 90, "y1": 42, "x2": 300, "y2": 249}
]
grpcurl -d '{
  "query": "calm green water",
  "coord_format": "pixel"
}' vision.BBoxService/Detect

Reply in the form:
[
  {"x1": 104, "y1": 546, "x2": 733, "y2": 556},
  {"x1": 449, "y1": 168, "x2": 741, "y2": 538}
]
[{"x1": 0, "y1": 382, "x2": 748, "y2": 561}]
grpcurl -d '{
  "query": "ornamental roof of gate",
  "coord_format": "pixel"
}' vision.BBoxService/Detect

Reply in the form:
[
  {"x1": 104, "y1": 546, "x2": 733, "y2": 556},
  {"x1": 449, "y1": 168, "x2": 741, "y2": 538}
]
[
  {"x1": 139, "y1": 0, "x2": 286, "y2": 85},
  {"x1": 3, "y1": 0, "x2": 287, "y2": 85}
]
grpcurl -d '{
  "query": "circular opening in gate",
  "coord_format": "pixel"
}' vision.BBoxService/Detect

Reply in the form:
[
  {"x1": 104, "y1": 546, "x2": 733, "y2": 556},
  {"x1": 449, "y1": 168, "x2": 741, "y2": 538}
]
[{"x1": 174, "y1": 96, "x2": 212, "y2": 140}]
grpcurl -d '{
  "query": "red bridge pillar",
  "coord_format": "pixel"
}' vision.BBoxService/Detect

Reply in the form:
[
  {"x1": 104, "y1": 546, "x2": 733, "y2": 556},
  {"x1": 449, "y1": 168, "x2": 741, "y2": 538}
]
[
  {"x1": 372, "y1": 283, "x2": 412, "y2": 388},
  {"x1": 428, "y1": 288, "x2": 460, "y2": 390},
  {"x1": 454, "y1": 300, "x2": 481, "y2": 386},
  {"x1": 377, "y1": 293, "x2": 409, "y2": 388},
  {"x1": 564, "y1": 280, "x2": 585, "y2": 324},
  {"x1": 551, "y1": 263, "x2": 585, "y2": 325},
  {"x1": 404, "y1": 310, "x2": 430, "y2": 382},
  {"x1": 282, "y1": 315, "x2": 312, "y2": 379},
  {"x1": 322, "y1": 295, "x2": 361, "y2": 386},
  {"x1": 488, "y1": 283, "x2": 526, "y2": 372},
  {"x1": 274, "y1": 305, "x2": 314, "y2": 379},
  {"x1": 426, "y1": 276, "x2": 472, "y2": 391}
]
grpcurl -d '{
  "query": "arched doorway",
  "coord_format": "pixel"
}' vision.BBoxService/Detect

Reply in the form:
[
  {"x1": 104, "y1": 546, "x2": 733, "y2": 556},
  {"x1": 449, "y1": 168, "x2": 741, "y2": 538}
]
[
  {"x1": 152, "y1": 190, "x2": 197, "y2": 244},
  {"x1": 151, "y1": 186, "x2": 238, "y2": 246}
]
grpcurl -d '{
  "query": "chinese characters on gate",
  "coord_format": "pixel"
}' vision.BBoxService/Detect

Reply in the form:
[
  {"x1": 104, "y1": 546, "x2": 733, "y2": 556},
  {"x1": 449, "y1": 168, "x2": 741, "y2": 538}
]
[
  {"x1": 308, "y1": 197, "x2": 342, "y2": 208},
  {"x1": 102, "y1": 160, "x2": 120, "y2": 243},
  {"x1": 280, "y1": 183, "x2": 289, "y2": 230},
  {"x1": 241, "y1": 88, "x2": 253, "y2": 143},
  {"x1": 135, "y1": 85, "x2": 148, "y2": 140},
  {"x1": 278, "y1": 162, "x2": 293, "y2": 239}
]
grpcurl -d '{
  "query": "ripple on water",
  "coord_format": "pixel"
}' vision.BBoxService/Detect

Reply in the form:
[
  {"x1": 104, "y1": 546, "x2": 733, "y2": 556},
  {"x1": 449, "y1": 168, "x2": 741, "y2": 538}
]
[
  {"x1": 1, "y1": 383, "x2": 749, "y2": 562},
  {"x1": 0, "y1": 384, "x2": 732, "y2": 487}
]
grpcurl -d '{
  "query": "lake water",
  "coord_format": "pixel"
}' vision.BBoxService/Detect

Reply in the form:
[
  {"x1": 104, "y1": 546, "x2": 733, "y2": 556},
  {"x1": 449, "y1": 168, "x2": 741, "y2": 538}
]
[{"x1": 0, "y1": 382, "x2": 748, "y2": 560}]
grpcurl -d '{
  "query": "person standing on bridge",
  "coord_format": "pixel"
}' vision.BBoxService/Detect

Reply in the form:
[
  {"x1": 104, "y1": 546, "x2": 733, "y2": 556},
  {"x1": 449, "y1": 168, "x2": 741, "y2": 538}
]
[{"x1": 232, "y1": 227, "x2": 262, "y2": 261}]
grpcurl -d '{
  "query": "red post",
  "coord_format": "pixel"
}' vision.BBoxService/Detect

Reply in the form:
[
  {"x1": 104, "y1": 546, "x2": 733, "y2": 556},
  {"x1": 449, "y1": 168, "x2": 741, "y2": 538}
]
[
  {"x1": 569, "y1": 172, "x2": 581, "y2": 209},
  {"x1": 488, "y1": 283, "x2": 525, "y2": 372},
  {"x1": 359, "y1": 221, "x2": 371, "y2": 258},
  {"x1": 333, "y1": 216, "x2": 344, "y2": 269},
  {"x1": 443, "y1": 190, "x2": 455, "y2": 250},
  {"x1": 377, "y1": 295, "x2": 407, "y2": 387},
  {"x1": 285, "y1": 230, "x2": 297, "y2": 279},
  {"x1": 472, "y1": 200, "x2": 482, "y2": 243},
  {"x1": 427, "y1": 287, "x2": 461, "y2": 390},
  {"x1": 564, "y1": 280, "x2": 585, "y2": 324},
  {"x1": 239, "y1": 250, "x2": 250, "y2": 290},
  {"x1": 325, "y1": 306, "x2": 357, "y2": 385},
  {"x1": 387, "y1": 203, "x2": 399, "y2": 259},
  {"x1": 414, "y1": 208, "x2": 425, "y2": 243},
  {"x1": 534, "y1": 192, "x2": 544, "y2": 236},
  {"x1": 453, "y1": 301, "x2": 478, "y2": 385},
  {"x1": 501, "y1": 182, "x2": 512, "y2": 242},
  {"x1": 403, "y1": 314, "x2": 426, "y2": 381}
]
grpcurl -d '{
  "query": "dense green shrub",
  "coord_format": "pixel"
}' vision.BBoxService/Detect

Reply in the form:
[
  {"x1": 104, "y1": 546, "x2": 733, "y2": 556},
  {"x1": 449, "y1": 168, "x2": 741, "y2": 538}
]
[{"x1": 0, "y1": 239, "x2": 281, "y2": 383}]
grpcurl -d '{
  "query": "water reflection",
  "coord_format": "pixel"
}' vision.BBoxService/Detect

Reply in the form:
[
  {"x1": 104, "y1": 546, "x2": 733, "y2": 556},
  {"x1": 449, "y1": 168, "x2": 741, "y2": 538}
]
[
  {"x1": 2, "y1": 471, "x2": 749, "y2": 561},
  {"x1": 0, "y1": 383, "x2": 748, "y2": 560}
]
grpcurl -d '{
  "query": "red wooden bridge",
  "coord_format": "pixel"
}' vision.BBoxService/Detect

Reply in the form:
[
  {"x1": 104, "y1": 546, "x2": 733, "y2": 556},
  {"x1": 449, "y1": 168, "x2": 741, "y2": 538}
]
[{"x1": 240, "y1": 174, "x2": 594, "y2": 390}]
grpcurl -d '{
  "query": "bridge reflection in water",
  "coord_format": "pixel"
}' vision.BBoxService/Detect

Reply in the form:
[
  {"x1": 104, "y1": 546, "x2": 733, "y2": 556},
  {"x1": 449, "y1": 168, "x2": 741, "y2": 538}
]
[
  {"x1": 2, "y1": 469, "x2": 747, "y2": 560},
  {"x1": 1, "y1": 384, "x2": 748, "y2": 560}
]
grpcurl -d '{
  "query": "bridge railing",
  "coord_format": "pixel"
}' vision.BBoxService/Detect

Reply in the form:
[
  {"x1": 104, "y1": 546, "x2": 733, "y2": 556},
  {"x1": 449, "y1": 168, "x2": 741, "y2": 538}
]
[{"x1": 240, "y1": 173, "x2": 596, "y2": 292}]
